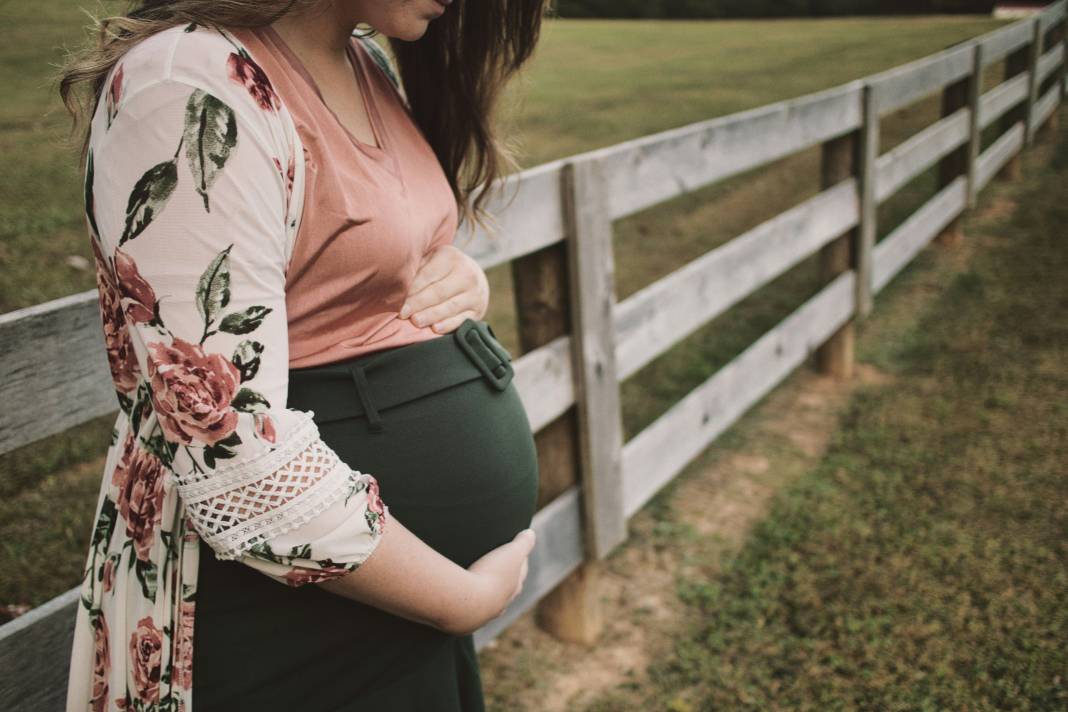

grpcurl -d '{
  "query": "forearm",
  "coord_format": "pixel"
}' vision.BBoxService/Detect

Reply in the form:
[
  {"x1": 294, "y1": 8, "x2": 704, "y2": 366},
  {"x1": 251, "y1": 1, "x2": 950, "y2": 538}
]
[{"x1": 313, "y1": 514, "x2": 480, "y2": 633}]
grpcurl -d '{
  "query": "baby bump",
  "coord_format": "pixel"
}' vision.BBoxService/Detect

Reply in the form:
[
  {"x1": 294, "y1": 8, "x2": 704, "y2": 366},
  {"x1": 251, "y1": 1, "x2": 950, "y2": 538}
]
[{"x1": 317, "y1": 370, "x2": 540, "y2": 569}]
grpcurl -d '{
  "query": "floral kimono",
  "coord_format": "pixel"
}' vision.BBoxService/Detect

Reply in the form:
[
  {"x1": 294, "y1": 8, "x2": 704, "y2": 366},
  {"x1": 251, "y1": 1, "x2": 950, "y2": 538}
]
[{"x1": 66, "y1": 23, "x2": 391, "y2": 711}]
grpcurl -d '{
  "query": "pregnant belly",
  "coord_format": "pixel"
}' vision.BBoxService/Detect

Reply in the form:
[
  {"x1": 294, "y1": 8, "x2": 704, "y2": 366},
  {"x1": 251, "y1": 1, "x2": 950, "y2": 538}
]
[{"x1": 317, "y1": 375, "x2": 540, "y2": 569}]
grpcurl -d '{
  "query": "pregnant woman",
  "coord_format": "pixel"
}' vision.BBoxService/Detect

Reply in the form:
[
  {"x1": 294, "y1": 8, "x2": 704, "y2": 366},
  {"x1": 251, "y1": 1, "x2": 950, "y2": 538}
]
[{"x1": 60, "y1": 1, "x2": 548, "y2": 710}]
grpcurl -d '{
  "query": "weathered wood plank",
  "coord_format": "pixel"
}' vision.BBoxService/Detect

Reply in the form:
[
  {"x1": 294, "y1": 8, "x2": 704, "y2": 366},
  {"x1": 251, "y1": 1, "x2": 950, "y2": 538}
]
[
  {"x1": 0, "y1": 291, "x2": 117, "y2": 456},
  {"x1": 857, "y1": 84, "x2": 879, "y2": 319},
  {"x1": 562, "y1": 157, "x2": 627, "y2": 560},
  {"x1": 874, "y1": 106, "x2": 970, "y2": 204},
  {"x1": 509, "y1": 177, "x2": 602, "y2": 646},
  {"x1": 966, "y1": 45, "x2": 984, "y2": 209},
  {"x1": 868, "y1": 43, "x2": 975, "y2": 116},
  {"x1": 1026, "y1": 19, "x2": 1044, "y2": 144},
  {"x1": 978, "y1": 72, "x2": 1031, "y2": 130},
  {"x1": 458, "y1": 160, "x2": 568, "y2": 271},
  {"x1": 512, "y1": 335, "x2": 575, "y2": 434},
  {"x1": 873, "y1": 177, "x2": 968, "y2": 294},
  {"x1": 593, "y1": 81, "x2": 863, "y2": 221},
  {"x1": 1037, "y1": 42, "x2": 1065, "y2": 84},
  {"x1": 0, "y1": 289, "x2": 575, "y2": 457},
  {"x1": 0, "y1": 585, "x2": 79, "y2": 712},
  {"x1": 816, "y1": 131, "x2": 860, "y2": 379},
  {"x1": 614, "y1": 179, "x2": 858, "y2": 380},
  {"x1": 620, "y1": 271, "x2": 856, "y2": 518},
  {"x1": 1032, "y1": 82, "x2": 1062, "y2": 129},
  {"x1": 474, "y1": 484, "x2": 585, "y2": 650},
  {"x1": 1039, "y1": 0, "x2": 1067, "y2": 32},
  {"x1": 979, "y1": 18, "x2": 1036, "y2": 65},
  {"x1": 976, "y1": 121, "x2": 1026, "y2": 191}
]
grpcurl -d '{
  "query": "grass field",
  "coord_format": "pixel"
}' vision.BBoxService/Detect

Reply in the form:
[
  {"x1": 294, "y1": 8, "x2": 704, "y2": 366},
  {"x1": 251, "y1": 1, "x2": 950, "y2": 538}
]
[
  {"x1": 478, "y1": 110, "x2": 1068, "y2": 711},
  {"x1": 566, "y1": 112, "x2": 1068, "y2": 712},
  {"x1": 0, "y1": 2, "x2": 1021, "y2": 626}
]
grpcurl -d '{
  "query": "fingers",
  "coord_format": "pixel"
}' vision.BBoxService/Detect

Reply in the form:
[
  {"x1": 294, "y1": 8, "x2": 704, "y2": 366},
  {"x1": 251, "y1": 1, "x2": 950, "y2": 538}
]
[
  {"x1": 401, "y1": 246, "x2": 490, "y2": 332},
  {"x1": 426, "y1": 310, "x2": 480, "y2": 335},
  {"x1": 406, "y1": 247, "x2": 453, "y2": 299}
]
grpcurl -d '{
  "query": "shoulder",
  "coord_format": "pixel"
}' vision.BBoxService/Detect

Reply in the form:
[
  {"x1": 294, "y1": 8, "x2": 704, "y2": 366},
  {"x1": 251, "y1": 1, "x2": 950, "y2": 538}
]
[
  {"x1": 102, "y1": 23, "x2": 292, "y2": 146},
  {"x1": 92, "y1": 22, "x2": 306, "y2": 252}
]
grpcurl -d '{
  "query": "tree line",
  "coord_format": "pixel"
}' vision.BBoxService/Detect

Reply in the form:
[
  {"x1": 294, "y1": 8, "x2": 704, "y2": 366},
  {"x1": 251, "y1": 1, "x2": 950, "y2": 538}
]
[{"x1": 553, "y1": 1, "x2": 998, "y2": 18}]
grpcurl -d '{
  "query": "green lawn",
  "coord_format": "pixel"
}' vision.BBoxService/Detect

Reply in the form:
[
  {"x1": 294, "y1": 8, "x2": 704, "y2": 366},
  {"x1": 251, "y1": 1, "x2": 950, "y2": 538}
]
[
  {"x1": 0, "y1": 7, "x2": 1020, "y2": 617},
  {"x1": 576, "y1": 114, "x2": 1068, "y2": 711}
]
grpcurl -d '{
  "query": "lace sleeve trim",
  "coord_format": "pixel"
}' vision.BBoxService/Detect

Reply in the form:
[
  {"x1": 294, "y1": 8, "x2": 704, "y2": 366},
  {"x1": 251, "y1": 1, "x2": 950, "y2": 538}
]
[{"x1": 175, "y1": 411, "x2": 369, "y2": 560}]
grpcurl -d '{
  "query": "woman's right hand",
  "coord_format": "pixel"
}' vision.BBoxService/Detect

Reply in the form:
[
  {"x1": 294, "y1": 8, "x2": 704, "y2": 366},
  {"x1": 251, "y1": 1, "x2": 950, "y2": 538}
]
[
  {"x1": 442, "y1": 528, "x2": 537, "y2": 636},
  {"x1": 312, "y1": 516, "x2": 536, "y2": 637}
]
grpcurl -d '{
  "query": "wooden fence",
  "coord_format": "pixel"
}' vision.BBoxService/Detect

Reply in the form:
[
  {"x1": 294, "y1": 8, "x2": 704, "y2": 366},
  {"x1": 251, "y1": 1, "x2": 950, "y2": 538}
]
[{"x1": 2, "y1": 2, "x2": 1066, "y2": 708}]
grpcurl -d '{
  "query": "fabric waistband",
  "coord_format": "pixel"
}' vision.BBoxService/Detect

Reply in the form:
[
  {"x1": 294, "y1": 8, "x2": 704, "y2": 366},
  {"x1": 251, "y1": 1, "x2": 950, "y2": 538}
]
[{"x1": 287, "y1": 318, "x2": 515, "y2": 433}]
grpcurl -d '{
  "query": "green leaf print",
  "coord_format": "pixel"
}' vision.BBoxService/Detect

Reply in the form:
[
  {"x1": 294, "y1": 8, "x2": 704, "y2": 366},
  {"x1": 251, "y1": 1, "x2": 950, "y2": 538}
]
[
  {"x1": 287, "y1": 543, "x2": 312, "y2": 560},
  {"x1": 184, "y1": 89, "x2": 238, "y2": 213},
  {"x1": 231, "y1": 339, "x2": 264, "y2": 382},
  {"x1": 117, "y1": 390, "x2": 133, "y2": 415},
  {"x1": 231, "y1": 387, "x2": 271, "y2": 413},
  {"x1": 84, "y1": 149, "x2": 100, "y2": 240},
  {"x1": 204, "y1": 430, "x2": 242, "y2": 467},
  {"x1": 134, "y1": 557, "x2": 158, "y2": 599},
  {"x1": 92, "y1": 497, "x2": 118, "y2": 548},
  {"x1": 141, "y1": 429, "x2": 176, "y2": 469},
  {"x1": 130, "y1": 381, "x2": 153, "y2": 435},
  {"x1": 219, "y1": 305, "x2": 272, "y2": 335},
  {"x1": 195, "y1": 244, "x2": 233, "y2": 330},
  {"x1": 120, "y1": 158, "x2": 178, "y2": 245}
]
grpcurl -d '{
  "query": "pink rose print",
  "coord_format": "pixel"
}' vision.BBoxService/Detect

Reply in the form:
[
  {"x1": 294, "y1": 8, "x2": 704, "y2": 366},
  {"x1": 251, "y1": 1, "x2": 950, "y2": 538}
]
[
  {"x1": 89, "y1": 614, "x2": 110, "y2": 712},
  {"x1": 91, "y1": 238, "x2": 141, "y2": 393},
  {"x1": 102, "y1": 557, "x2": 115, "y2": 594},
  {"x1": 272, "y1": 154, "x2": 295, "y2": 207},
  {"x1": 254, "y1": 412, "x2": 277, "y2": 443},
  {"x1": 367, "y1": 476, "x2": 386, "y2": 529},
  {"x1": 228, "y1": 50, "x2": 281, "y2": 111},
  {"x1": 114, "y1": 440, "x2": 167, "y2": 562},
  {"x1": 106, "y1": 63, "x2": 124, "y2": 128},
  {"x1": 114, "y1": 247, "x2": 157, "y2": 324},
  {"x1": 112, "y1": 430, "x2": 137, "y2": 488},
  {"x1": 146, "y1": 337, "x2": 241, "y2": 446},
  {"x1": 283, "y1": 564, "x2": 353, "y2": 587},
  {"x1": 128, "y1": 616, "x2": 162, "y2": 704},
  {"x1": 172, "y1": 599, "x2": 195, "y2": 689}
]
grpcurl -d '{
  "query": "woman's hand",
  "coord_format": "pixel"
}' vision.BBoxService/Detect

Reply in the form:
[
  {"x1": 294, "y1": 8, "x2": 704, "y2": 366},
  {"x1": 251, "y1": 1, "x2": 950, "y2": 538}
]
[
  {"x1": 443, "y1": 528, "x2": 537, "y2": 636},
  {"x1": 399, "y1": 245, "x2": 489, "y2": 334}
]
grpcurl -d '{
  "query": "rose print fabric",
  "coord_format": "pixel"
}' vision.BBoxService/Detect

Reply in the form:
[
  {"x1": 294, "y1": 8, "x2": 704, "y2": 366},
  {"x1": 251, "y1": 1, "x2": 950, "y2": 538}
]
[{"x1": 66, "y1": 24, "x2": 391, "y2": 711}]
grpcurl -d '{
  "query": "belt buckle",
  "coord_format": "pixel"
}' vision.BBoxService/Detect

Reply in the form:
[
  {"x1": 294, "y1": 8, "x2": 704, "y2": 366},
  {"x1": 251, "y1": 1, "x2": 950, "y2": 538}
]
[{"x1": 454, "y1": 319, "x2": 514, "y2": 392}]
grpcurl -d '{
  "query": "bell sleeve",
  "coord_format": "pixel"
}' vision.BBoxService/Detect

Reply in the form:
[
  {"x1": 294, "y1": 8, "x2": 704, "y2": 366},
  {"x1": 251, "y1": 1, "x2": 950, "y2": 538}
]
[{"x1": 86, "y1": 68, "x2": 389, "y2": 588}]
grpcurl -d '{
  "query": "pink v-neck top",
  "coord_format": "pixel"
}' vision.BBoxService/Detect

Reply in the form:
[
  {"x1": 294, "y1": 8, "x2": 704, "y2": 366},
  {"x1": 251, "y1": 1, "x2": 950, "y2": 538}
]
[{"x1": 231, "y1": 25, "x2": 459, "y2": 368}]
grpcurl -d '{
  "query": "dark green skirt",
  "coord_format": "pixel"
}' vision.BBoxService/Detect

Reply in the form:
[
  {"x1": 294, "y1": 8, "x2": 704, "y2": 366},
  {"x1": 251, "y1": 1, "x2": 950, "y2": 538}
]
[{"x1": 192, "y1": 319, "x2": 539, "y2": 710}]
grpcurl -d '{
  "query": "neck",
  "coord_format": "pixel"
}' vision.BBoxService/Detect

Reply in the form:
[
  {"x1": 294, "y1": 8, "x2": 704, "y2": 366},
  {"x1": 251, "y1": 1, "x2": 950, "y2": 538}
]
[{"x1": 270, "y1": 4, "x2": 360, "y2": 63}]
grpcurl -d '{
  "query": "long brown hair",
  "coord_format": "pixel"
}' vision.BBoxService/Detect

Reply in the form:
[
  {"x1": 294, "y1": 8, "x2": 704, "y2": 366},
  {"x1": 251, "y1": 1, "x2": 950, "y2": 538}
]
[{"x1": 57, "y1": 0, "x2": 552, "y2": 237}]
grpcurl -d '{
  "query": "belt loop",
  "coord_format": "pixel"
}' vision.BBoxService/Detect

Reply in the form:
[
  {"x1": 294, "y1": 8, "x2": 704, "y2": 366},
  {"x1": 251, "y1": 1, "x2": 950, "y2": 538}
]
[{"x1": 349, "y1": 365, "x2": 384, "y2": 433}]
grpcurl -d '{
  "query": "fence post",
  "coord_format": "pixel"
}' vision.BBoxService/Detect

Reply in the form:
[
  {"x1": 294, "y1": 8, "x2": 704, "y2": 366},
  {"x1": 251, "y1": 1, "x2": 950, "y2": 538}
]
[
  {"x1": 966, "y1": 43, "x2": 984, "y2": 210},
  {"x1": 509, "y1": 219, "x2": 602, "y2": 644},
  {"x1": 561, "y1": 156, "x2": 627, "y2": 562},
  {"x1": 856, "y1": 83, "x2": 878, "y2": 320},
  {"x1": 1026, "y1": 18, "x2": 1044, "y2": 145},
  {"x1": 936, "y1": 71, "x2": 971, "y2": 247},
  {"x1": 999, "y1": 30, "x2": 1032, "y2": 179},
  {"x1": 815, "y1": 130, "x2": 858, "y2": 380},
  {"x1": 1062, "y1": 13, "x2": 1068, "y2": 109},
  {"x1": 1042, "y1": 16, "x2": 1066, "y2": 136}
]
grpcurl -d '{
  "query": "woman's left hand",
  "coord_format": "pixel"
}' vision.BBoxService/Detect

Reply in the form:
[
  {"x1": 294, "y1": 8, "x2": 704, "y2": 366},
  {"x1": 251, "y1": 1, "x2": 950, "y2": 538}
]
[{"x1": 398, "y1": 245, "x2": 490, "y2": 334}]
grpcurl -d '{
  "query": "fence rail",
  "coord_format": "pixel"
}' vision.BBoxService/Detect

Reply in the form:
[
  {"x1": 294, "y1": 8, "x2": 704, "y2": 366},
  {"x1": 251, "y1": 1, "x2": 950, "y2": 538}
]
[{"x1": 2, "y1": 2, "x2": 1066, "y2": 708}]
